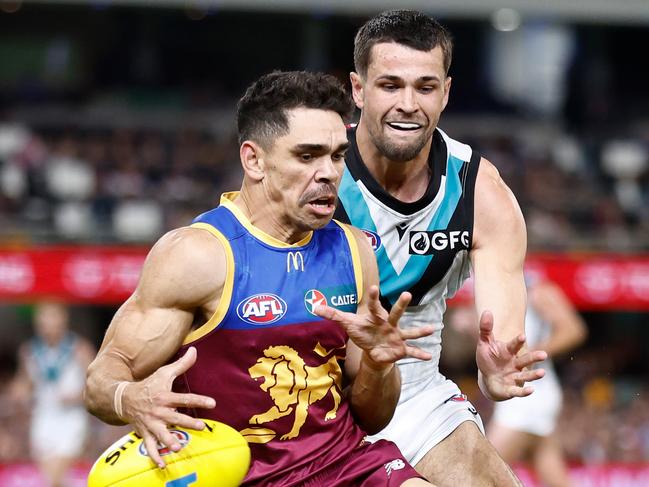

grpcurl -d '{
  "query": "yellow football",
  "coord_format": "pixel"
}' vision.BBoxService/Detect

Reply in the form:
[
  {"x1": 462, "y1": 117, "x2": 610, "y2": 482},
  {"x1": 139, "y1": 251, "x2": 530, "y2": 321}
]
[{"x1": 88, "y1": 419, "x2": 250, "y2": 487}]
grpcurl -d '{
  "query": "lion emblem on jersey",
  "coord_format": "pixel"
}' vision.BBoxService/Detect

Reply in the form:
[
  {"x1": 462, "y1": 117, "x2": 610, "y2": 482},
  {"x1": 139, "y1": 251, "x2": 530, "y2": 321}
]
[{"x1": 241, "y1": 343, "x2": 344, "y2": 442}]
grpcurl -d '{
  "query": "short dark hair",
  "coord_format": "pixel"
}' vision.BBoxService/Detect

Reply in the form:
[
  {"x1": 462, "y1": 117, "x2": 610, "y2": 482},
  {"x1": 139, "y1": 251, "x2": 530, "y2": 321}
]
[
  {"x1": 354, "y1": 10, "x2": 453, "y2": 78},
  {"x1": 236, "y1": 70, "x2": 354, "y2": 149}
]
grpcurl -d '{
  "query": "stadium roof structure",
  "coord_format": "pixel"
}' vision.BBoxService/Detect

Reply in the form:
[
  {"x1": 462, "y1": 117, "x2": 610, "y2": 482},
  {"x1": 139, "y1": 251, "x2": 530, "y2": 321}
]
[{"x1": 23, "y1": 0, "x2": 649, "y2": 25}]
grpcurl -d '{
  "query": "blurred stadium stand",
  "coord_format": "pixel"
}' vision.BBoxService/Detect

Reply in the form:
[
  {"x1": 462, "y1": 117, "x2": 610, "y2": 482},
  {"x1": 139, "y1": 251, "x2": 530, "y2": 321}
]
[{"x1": 0, "y1": 1, "x2": 648, "y2": 486}]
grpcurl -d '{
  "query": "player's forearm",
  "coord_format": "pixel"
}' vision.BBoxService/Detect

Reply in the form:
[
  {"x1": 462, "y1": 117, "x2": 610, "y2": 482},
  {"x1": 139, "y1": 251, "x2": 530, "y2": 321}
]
[
  {"x1": 84, "y1": 353, "x2": 136, "y2": 425},
  {"x1": 349, "y1": 353, "x2": 401, "y2": 434}
]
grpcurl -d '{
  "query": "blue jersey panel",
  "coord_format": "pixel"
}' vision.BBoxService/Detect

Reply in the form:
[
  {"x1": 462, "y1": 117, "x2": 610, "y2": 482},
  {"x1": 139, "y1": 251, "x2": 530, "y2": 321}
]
[{"x1": 193, "y1": 205, "x2": 359, "y2": 330}]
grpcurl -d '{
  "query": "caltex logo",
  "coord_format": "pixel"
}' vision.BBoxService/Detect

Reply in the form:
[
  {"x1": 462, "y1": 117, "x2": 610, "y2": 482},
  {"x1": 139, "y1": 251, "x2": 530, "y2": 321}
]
[
  {"x1": 139, "y1": 430, "x2": 190, "y2": 457},
  {"x1": 304, "y1": 289, "x2": 328, "y2": 315},
  {"x1": 237, "y1": 294, "x2": 287, "y2": 325}
]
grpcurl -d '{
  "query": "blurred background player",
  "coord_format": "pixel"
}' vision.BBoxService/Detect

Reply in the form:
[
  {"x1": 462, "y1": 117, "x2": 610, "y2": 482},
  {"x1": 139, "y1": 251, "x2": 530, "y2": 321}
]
[
  {"x1": 12, "y1": 302, "x2": 96, "y2": 487},
  {"x1": 488, "y1": 276, "x2": 588, "y2": 487}
]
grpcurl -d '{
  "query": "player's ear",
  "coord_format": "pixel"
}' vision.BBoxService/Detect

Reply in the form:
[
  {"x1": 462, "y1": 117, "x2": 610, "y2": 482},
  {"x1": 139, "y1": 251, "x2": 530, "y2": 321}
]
[
  {"x1": 350, "y1": 72, "x2": 364, "y2": 110},
  {"x1": 442, "y1": 76, "x2": 452, "y2": 111},
  {"x1": 240, "y1": 141, "x2": 265, "y2": 181}
]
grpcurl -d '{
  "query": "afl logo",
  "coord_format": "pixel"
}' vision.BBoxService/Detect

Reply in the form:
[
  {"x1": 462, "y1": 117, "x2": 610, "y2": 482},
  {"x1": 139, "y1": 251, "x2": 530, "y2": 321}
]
[
  {"x1": 362, "y1": 229, "x2": 382, "y2": 252},
  {"x1": 304, "y1": 289, "x2": 328, "y2": 315},
  {"x1": 139, "y1": 430, "x2": 189, "y2": 457},
  {"x1": 237, "y1": 294, "x2": 287, "y2": 325}
]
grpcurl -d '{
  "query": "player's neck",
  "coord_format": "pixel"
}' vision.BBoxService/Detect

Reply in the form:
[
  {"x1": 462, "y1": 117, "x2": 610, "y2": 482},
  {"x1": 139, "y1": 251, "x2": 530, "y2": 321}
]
[
  {"x1": 232, "y1": 188, "x2": 312, "y2": 245},
  {"x1": 355, "y1": 125, "x2": 432, "y2": 203}
]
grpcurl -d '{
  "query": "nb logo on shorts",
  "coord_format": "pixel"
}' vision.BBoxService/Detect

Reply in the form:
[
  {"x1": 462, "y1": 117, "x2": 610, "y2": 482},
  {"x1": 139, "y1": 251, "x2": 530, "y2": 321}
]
[
  {"x1": 384, "y1": 459, "x2": 405, "y2": 477},
  {"x1": 286, "y1": 251, "x2": 304, "y2": 272}
]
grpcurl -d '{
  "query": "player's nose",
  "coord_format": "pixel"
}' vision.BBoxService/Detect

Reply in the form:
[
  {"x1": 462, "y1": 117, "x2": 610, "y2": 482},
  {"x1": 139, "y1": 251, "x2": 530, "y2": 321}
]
[
  {"x1": 396, "y1": 87, "x2": 418, "y2": 114},
  {"x1": 315, "y1": 156, "x2": 339, "y2": 182}
]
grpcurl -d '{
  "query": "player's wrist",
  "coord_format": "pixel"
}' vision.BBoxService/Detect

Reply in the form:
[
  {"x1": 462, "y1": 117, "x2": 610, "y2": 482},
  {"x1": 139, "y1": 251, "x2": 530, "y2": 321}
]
[
  {"x1": 361, "y1": 352, "x2": 395, "y2": 375},
  {"x1": 477, "y1": 371, "x2": 495, "y2": 401},
  {"x1": 113, "y1": 380, "x2": 131, "y2": 421}
]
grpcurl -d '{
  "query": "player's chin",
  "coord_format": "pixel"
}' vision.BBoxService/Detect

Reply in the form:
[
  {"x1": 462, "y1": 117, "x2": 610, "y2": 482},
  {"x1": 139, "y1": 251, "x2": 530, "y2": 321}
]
[
  {"x1": 299, "y1": 214, "x2": 333, "y2": 231},
  {"x1": 306, "y1": 216, "x2": 334, "y2": 230}
]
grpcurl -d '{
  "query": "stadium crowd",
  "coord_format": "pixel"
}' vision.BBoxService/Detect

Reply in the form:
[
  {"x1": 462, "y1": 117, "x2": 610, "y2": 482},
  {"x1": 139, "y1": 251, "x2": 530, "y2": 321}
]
[{"x1": 0, "y1": 119, "x2": 646, "y2": 250}]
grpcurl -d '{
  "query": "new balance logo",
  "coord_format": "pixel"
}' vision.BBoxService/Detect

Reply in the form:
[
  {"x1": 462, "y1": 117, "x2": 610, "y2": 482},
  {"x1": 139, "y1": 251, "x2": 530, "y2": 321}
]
[{"x1": 384, "y1": 459, "x2": 405, "y2": 477}]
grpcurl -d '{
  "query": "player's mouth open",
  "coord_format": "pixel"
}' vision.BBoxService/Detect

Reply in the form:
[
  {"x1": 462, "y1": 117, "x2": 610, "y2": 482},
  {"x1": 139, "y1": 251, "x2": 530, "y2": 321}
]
[
  {"x1": 308, "y1": 197, "x2": 336, "y2": 216},
  {"x1": 387, "y1": 122, "x2": 422, "y2": 131}
]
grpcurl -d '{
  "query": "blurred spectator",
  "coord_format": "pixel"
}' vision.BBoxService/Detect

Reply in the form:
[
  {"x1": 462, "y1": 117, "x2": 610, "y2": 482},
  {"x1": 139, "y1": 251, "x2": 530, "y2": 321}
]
[
  {"x1": 0, "y1": 124, "x2": 235, "y2": 243},
  {"x1": 600, "y1": 139, "x2": 648, "y2": 219}
]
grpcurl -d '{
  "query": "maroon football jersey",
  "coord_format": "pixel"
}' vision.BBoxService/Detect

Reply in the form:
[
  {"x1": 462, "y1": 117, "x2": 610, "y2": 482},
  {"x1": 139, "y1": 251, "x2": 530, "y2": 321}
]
[{"x1": 173, "y1": 196, "x2": 368, "y2": 484}]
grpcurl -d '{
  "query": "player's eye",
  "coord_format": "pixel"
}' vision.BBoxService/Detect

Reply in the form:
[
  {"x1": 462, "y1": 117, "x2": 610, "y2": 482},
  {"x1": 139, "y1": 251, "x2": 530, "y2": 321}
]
[
  {"x1": 300, "y1": 153, "x2": 313, "y2": 162},
  {"x1": 332, "y1": 152, "x2": 345, "y2": 161}
]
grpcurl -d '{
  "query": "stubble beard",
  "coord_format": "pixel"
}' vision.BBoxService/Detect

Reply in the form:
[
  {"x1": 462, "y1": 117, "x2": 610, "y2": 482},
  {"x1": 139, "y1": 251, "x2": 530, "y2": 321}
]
[{"x1": 370, "y1": 128, "x2": 430, "y2": 162}]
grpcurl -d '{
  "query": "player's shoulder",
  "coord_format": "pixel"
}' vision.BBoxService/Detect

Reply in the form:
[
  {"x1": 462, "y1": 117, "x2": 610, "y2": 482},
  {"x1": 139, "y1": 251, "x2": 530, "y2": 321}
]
[
  {"x1": 334, "y1": 221, "x2": 368, "y2": 243},
  {"x1": 473, "y1": 156, "x2": 525, "y2": 241},
  {"x1": 151, "y1": 226, "x2": 225, "y2": 261},
  {"x1": 332, "y1": 221, "x2": 374, "y2": 261},
  {"x1": 476, "y1": 156, "x2": 502, "y2": 182},
  {"x1": 332, "y1": 220, "x2": 362, "y2": 239},
  {"x1": 475, "y1": 157, "x2": 517, "y2": 207},
  {"x1": 142, "y1": 226, "x2": 228, "y2": 290},
  {"x1": 436, "y1": 127, "x2": 474, "y2": 162},
  {"x1": 135, "y1": 226, "x2": 228, "y2": 308}
]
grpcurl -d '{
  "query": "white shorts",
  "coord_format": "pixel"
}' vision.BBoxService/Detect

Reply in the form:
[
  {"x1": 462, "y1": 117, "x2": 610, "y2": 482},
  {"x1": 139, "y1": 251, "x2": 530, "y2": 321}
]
[
  {"x1": 30, "y1": 409, "x2": 89, "y2": 459},
  {"x1": 491, "y1": 370, "x2": 562, "y2": 437},
  {"x1": 368, "y1": 380, "x2": 485, "y2": 466}
]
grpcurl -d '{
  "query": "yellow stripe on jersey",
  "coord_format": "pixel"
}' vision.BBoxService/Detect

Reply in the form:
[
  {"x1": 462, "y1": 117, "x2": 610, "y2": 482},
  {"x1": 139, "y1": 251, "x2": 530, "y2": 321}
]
[
  {"x1": 183, "y1": 222, "x2": 235, "y2": 344},
  {"x1": 333, "y1": 220, "x2": 364, "y2": 305},
  {"x1": 220, "y1": 192, "x2": 313, "y2": 248}
]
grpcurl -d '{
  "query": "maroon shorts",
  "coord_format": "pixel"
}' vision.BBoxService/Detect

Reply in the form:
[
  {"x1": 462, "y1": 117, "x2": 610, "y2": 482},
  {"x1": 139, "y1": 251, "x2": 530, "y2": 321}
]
[{"x1": 275, "y1": 439, "x2": 423, "y2": 486}]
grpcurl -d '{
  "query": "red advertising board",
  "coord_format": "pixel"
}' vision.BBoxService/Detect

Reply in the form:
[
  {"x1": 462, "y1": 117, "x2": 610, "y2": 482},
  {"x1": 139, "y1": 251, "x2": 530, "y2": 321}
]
[
  {"x1": 0, "y1": 246, "x2": 647, "y2": 309},
  {"x1": 452, "y1": 253, "x2": 649, "y2": 310},
  {"x1": 0, "y1": 246, "x2": 146, "y2": 304}
]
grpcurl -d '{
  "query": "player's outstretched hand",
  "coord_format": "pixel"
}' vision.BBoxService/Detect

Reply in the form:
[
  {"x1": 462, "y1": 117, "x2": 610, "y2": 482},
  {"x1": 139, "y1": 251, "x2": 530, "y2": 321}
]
[
  {"x1": 314, "y1": 285, "x2": 434, "y2": 365},
  {"x1": 120, "y1": 347, "x2": 216, "y2": 468},
  {"x1": 476, "y1": 310, "x2": 548, "y2": 401}
]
